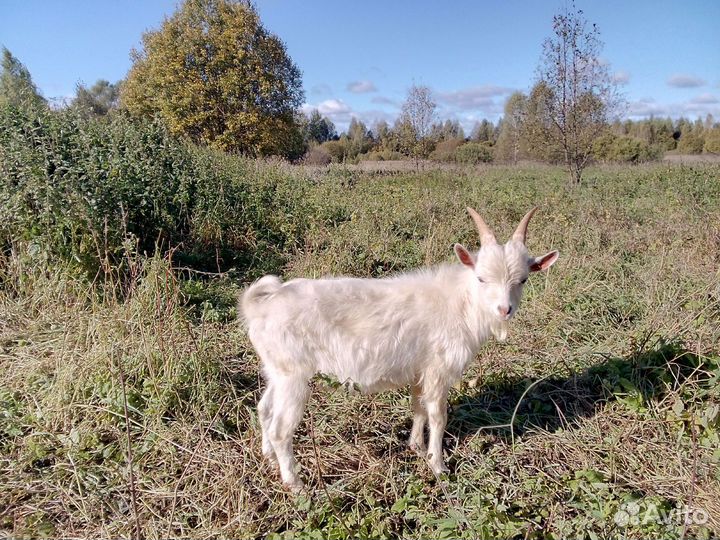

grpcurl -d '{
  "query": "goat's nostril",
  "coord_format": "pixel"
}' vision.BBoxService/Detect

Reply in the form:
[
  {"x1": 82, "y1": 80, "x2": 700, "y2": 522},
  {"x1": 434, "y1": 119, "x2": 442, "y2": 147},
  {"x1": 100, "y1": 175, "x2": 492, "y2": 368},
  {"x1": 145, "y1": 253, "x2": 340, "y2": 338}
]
[{"x1": 498, "y1": 305, "x2": 512, "y2": 317}]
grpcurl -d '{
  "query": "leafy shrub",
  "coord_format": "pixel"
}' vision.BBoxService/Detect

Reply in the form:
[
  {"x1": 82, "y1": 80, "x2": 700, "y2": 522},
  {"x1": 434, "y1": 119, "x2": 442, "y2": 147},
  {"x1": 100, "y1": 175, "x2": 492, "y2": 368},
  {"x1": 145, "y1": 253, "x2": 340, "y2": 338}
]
[
  {"x1": 702, "y1": 128, "x2": 720, "y2": 154},
  {"x1": 677, "y1": 132, "x2": 705, "y2": 154},
  {"x1": 429, "y1": 138, "x2": 465, "y2": 162},
  {"x1": 454, "y1": 141, "x2": 494, "y2": 164},
  {"x1": 302, "y1": 145, "x2": 331, "y2": 166},
  {"x1": 360, "y1": 149, "x2": 405, "y2": 161},
  {"x1": 0, "y1": 104, "x2": 326, "y2": 277},
  {"x1": 0, "y1": 105, "x2": 192, "y2": 270},
  {"x1": 321, "y1": 140, "x2": 348, "y2": 163},
  {"x1": 592, "y1": 133, "x2": 616, "y2": 162},
  {"x1": 593, "y1": 133, "x2": 662, "y2": 163}
]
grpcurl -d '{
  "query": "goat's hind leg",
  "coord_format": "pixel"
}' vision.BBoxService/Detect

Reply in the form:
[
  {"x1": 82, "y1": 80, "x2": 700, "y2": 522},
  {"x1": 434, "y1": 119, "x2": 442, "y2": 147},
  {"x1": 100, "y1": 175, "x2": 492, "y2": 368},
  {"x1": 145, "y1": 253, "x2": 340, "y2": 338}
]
[
  {"x1": 267, "y1": 373, "x2": 310, "y2": 491},
  {"x1": 257, "y1": 384, "x2": 276, "y2": 464},
  {"x1": 409, "y1": 383, "x2": 427, "y2": 456}
]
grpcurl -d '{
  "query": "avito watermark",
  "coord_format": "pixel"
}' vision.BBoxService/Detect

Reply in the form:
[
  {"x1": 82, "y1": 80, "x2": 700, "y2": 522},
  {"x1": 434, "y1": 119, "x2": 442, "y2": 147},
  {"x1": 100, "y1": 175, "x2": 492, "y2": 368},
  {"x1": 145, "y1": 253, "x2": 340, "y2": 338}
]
[{"x1": 614, "y1": 501, "x2": 708, "y2": 528}]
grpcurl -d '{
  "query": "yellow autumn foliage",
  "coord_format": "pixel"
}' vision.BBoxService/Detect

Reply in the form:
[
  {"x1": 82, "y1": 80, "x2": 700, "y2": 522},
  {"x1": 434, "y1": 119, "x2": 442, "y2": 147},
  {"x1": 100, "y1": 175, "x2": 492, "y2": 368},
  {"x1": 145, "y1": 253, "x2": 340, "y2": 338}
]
[{"x1": 121, "y1": 0, "x2": 305, "y2": 158}]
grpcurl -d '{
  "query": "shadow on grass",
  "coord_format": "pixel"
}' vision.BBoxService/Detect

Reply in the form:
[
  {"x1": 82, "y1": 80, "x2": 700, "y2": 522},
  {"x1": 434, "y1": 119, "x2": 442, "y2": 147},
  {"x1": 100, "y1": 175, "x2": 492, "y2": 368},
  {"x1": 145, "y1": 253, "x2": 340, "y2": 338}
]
[{"x1": 447, "y1": 338, "x2": 711, "y2": 442}]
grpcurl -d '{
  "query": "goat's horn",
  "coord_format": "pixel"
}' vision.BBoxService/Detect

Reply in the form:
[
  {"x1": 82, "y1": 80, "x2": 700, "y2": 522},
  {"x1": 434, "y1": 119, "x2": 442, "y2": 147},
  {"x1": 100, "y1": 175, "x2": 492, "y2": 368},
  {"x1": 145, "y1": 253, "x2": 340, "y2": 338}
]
[
  {"x1": 466, "y1": 207, "x2": 497, "y2": 245},
  {"x1": 512, "y1": 207, "x2": 538, "y2": 244}
]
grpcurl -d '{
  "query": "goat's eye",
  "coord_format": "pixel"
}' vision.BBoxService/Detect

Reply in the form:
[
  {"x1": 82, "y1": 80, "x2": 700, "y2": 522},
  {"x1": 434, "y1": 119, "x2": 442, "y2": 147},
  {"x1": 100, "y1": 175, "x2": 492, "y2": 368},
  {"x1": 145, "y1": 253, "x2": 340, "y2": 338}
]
[
  {"x1": 477, "y1": 277, "x2": 485, "y2": 283},
  {"x1": 520, "y1": 277, "x2": 528, "y2": 285}
]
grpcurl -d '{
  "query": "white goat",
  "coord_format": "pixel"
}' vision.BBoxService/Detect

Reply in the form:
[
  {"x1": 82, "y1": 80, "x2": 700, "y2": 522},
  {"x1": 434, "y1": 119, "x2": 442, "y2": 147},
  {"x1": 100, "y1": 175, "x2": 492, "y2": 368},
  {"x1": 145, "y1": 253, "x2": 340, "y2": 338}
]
[{"x1": 241, "y1": 207, "x2": 558, "y2": 490}]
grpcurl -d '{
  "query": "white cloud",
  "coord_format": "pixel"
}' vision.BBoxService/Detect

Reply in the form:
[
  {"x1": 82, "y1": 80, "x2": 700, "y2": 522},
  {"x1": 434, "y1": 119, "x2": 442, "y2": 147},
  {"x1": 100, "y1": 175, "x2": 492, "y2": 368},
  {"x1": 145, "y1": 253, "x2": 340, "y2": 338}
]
[
  {"x1": 689, "y1": 93, "x2": 719, "y2": 105},
  {"x1": 627, "y1": 98, "x2": 668, "y2": 118},
  {"x1": 434, "y1": 85, "x2": 512, "y2": 122},
  {"x1": 626, "y1": 95, "x2": 720, "y2": 119},
  {"x1": 320, "y1": 99, "x2": 351, "y2": 115},
  {"x1": 355, "y1": 109, "x2": 396, "y2": 127},
  {"x1": 612, "y1": 70, "x2": 630, "y2": 85},
  {"x1": 347, "y1": 80, "x2": 377, "y2": 93},
  {"x1": 304, "y1": 97, "x2": 400, "y2": 133},
  {"x1": 667, "y1": 74, "x2": 706, "y2": 88},
  {"x1": 302, "y1": 99, "x2": 355, "y2": 128},
  {"x1": 305, "y1": 83, "x2": 513, "y2": 133},
  {"x1": 446, "y1": 113, "x2": 492, "y2": 135},
  {"x1": 679, "y1": 99, "x2": 720, "y2": 117},
  {"x1": 436, "y1": 85, "x2": 513, "y2": 110},
  {"x1": 371, "y1": 95, "x2": 397, "y2": 106}
]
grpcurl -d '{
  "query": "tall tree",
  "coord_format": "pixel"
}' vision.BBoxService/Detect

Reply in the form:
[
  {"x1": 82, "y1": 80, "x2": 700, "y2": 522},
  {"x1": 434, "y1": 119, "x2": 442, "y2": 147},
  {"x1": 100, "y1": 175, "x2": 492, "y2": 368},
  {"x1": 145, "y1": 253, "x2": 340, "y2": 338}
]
[
  {"x1": 431, "y1": 119, "x2": 464, "y2": 141},
  {"x1": 346, "y1": 117, "x2": 372, "y2": 156},
  {"x1": 120, "y1": 0, "x2": 305, "y2": 159},
  {"x1": 398, "y1": 84, "x2": 437, "y2": 167},
  {"x1": 373, "y1": 120, "x2": 401, "y2": 153},
  {"x1": 703, "y1": 113, "x2": 716, "y2": 130},
  {"x1": 73, "y1": 79, "x2": 121, "y2": 117},
  {"x1": 471, "y1": 119, "x2": 495, "y2": 143},
  {"x1": 495, "y1": 92, "x2": 528, "y2": 164},
  {"x1": 535, "y1": 3, "x2": 621, "y2": 183},
  {"x1": 0, "y1": 47, "x2": 45, "y2": 108},
  {"x1": 305, "y1": 109, "x2": 336, "y2": 144},
  {"x1": 522, "y1": 82, "x2": 561, "y2": 163}
]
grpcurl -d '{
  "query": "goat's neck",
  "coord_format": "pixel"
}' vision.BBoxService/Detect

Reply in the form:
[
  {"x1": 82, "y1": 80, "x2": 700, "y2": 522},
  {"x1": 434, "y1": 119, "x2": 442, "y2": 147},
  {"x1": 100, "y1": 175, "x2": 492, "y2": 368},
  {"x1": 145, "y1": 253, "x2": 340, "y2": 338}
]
[{"x1": 442, "y1": 265, "x2": 506, "y2": 351}]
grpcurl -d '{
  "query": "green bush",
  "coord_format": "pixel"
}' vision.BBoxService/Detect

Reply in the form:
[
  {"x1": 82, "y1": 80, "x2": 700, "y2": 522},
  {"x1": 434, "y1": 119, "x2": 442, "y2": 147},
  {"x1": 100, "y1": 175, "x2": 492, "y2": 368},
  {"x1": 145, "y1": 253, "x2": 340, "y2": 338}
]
[
  {"x1": 0, "y1": 105, "x2": 191, "y2": 270},
  {"x1": 0, "y1": 104, "x2": 326, "y2": 277},
  {"x1": 593, "y1": 133, "x2": 662, "y2": 163},
  {"x1": 677, "y1": 132, "x2": 705, "y2": 154},
  {"x1": 321, "y1": 139, "x2": 348, "y2": 162},
  {"x1": 360, "y1": 149, "x2": 405, "y2": 161},
  {"x1": 454, "y1": 141, "x2": 494, "y2": 164},
  {"x1": 703, "y1": 128, "x2": 720, "y2": 154},
  {"x1": 302, "y1": 145, "x2": 331, "y2": 165},
  {"x1": 428, "y1": 138, "x2": 465, "y2": 162}
]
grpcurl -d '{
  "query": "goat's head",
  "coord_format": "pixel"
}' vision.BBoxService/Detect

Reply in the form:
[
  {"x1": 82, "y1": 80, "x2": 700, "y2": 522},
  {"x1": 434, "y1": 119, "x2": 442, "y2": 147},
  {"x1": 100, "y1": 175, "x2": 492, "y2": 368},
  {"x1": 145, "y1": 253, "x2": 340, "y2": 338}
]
[{"x1": 454, "y1": 207, "x2": 559, "y2": 323}]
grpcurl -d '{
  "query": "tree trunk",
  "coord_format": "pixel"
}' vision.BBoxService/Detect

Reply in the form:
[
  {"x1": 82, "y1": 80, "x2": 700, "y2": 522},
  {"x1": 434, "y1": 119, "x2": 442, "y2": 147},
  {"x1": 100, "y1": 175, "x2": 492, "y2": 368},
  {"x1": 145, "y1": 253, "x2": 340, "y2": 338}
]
[{"x1": 568, "y1": 163, "x2": 582, "y2": 185}]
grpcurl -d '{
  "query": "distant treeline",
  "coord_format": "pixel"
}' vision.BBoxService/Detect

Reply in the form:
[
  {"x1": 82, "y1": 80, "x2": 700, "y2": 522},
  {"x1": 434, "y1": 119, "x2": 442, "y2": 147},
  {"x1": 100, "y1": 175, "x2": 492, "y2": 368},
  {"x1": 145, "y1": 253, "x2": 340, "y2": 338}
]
[{"x1": 303, "y1": 108, "x2": 720, "y2": 166}]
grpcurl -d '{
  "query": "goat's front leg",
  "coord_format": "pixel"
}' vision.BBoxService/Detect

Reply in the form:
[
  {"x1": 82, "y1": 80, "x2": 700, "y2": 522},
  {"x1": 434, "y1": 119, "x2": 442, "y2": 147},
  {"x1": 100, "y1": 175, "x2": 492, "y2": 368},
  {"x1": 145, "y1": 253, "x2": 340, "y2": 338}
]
[
  {"x1": 409, "y1": 383, "x2": 427, "y2": 456},
  {"x1": 424, "y1": 383, "x2": 450, "y2": 475}
]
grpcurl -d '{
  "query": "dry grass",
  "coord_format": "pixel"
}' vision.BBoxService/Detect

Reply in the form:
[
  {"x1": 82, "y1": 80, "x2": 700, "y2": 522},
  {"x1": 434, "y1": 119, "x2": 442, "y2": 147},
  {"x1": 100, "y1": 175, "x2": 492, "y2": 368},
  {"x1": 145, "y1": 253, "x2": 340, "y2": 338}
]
[
  {"x1": 1, "y1": 162, "x2": 719, "y2": 539},
  {"x1": 663, "y1": 154, "x2": 720, "y2": 164}
]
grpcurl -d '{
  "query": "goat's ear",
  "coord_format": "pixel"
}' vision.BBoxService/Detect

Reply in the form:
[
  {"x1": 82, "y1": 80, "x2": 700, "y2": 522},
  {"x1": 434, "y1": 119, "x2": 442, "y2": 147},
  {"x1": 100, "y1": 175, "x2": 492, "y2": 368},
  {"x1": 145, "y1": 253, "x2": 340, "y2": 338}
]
[
  {"x1": 529, "y1": 250, "x2": 559, "y2": 272},
  {"x1": 454, "y1": 243, "x2": 476, "y2": 269}
]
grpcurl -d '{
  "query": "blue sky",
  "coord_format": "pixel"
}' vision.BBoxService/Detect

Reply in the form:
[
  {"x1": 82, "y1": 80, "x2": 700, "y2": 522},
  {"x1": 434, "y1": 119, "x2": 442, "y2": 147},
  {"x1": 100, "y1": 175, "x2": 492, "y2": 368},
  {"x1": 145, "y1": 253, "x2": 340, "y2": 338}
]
[{"x1": 2, "y1": 0, "x2": 718, "y2": 132}]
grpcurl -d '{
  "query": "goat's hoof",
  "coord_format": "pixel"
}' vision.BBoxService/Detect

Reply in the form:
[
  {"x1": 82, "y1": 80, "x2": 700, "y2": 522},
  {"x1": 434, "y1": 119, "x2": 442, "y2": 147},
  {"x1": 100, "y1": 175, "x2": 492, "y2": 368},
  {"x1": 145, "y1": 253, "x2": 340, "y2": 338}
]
[
  {"x1": 262, "y1": 440, "x2": 277, "y2": 463},
  {"x1": 283, "y1": 478, "x2": 305, "y2": 493},
  {"x1": 429, "y1": 460, "x2": 450, "y2": 476},
  {"x1": 409, "y1": 441, "x2": 427, "y2": 457}
]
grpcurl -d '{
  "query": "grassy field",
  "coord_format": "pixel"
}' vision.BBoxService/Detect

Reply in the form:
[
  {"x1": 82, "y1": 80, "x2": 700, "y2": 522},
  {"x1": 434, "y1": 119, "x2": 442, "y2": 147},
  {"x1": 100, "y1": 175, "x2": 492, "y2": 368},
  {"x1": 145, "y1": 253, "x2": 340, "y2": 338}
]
[{"x1": 1, "y1": 157, "x2": 719, "y2": 538}]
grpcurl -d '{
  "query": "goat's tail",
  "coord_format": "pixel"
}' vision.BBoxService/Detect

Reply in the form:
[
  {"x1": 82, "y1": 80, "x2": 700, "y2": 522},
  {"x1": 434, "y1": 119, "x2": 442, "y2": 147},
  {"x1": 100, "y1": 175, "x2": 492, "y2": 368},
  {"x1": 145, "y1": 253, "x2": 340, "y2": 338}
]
[{"x1": 240, "y1": 275, "x2": 282, "y2": 322}]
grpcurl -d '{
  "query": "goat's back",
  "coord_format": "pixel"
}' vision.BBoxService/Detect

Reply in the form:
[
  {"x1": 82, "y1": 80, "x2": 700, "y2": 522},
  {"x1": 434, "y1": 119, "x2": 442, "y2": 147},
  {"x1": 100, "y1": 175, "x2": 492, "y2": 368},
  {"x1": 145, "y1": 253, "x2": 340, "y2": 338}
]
[{"x1": 242, "y1": 266, "x2": 482, "y2": 390}]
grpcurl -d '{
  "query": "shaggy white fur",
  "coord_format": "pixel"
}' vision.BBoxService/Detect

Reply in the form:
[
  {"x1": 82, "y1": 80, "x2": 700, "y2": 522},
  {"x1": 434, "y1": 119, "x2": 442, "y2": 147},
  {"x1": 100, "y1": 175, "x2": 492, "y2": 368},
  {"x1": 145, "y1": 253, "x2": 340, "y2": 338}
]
[{"x1": 241, "y1": 207, "x2": 558, "y2": 490}]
